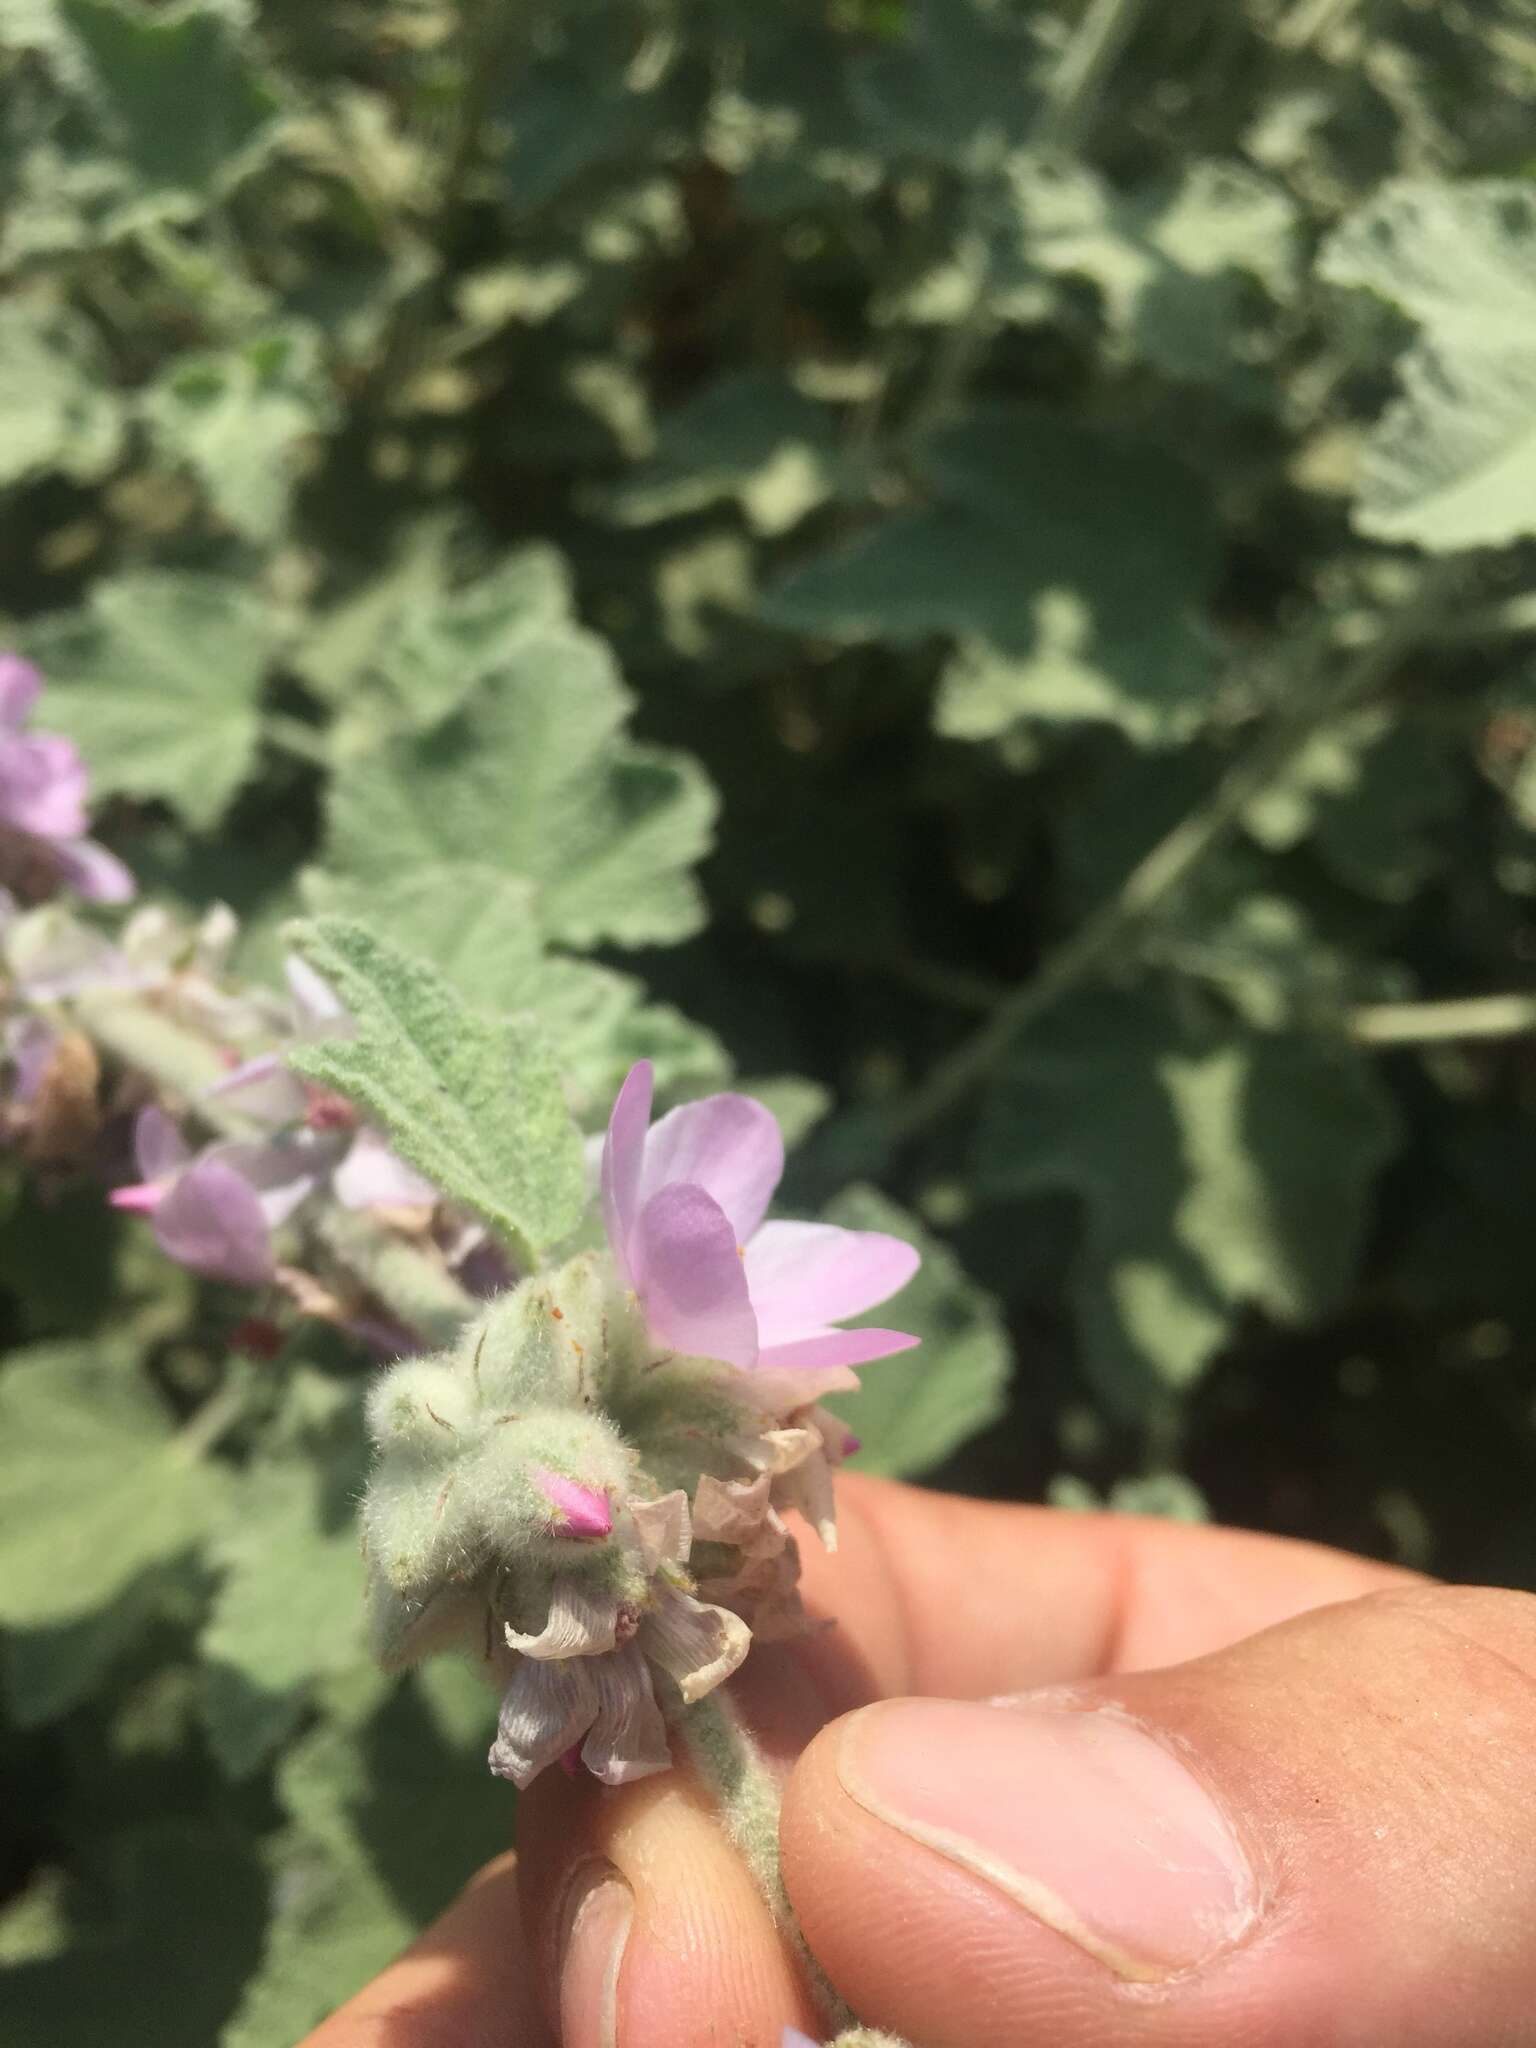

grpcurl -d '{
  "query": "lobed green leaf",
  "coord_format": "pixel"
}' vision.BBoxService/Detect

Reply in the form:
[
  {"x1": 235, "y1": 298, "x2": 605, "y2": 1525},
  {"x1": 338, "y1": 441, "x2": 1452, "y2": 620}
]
[{"x1": 284, "y1": 916, "x2": 589, "y2": 1263}]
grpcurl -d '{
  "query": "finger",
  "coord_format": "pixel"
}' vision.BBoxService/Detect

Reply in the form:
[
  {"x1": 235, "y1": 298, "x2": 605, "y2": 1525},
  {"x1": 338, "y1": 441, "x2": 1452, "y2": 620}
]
[
  {"x1": 782, "y1": 1582, "x2": 1536, "y2": 2048},
  {"x1": 298, "y1": 1850, "x2": 554, "y2": 2047},
  {"x1": 792, "y1": 1473, "x2": 1417, "y2": 1704},
  {"x1": 517, "y1": 1477, "x2": 1409, "y2": 2045},
  {"x1": 518, "y1": 1751, "x2": 820, "y2": 2048}
]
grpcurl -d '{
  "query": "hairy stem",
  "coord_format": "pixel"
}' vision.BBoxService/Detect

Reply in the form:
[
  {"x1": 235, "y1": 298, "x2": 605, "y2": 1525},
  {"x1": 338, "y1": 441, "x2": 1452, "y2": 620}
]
[
  {"x1": 680, "y1": 1689, "x2": 789, "y2": 1916},
  {"x1": 681, "y1": 1689, "x2": 855, "y2": 2035}
]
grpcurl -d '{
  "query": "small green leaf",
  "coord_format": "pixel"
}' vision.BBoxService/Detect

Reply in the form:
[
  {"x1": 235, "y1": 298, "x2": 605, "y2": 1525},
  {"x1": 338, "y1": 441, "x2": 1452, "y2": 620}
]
[
  {"x1": 3, "y1": 1573, "x2": 166, "y2": 1728},
  {"x1": 853, "y1": 0, "x2": 1042, "y2": 170},
  {"x1": 819, "y1": 1187, "x2": 1011, "y2": 1477},
  {"x1": 287, "y1": 514, "x2": 463, "y2": 706},
  {"x1": 363, "y1": 549, "x2": 572, "y2": 732},
  {"x1": 302, "y1": 546, "x2": 574, "y2": 738},
  {"x1": 314, "y1": 623, "x2": 715, "y2": 948},
  {"x1": 24, "y1": 571, "x2": 277, "y2": 830},
  {"x1": 56, "y1": 0, "x2": 284, "y2": 231},
  {"x1": 142, "y1": 324, "x2": 335, "y2": 544},
  {"x1": 0, "y1": 299, "x2": 123, "y2": 486},
  {"x1": 1321, "y1": 180, "x2": 1536, "y2": 550},
  {"x1": 1244, "y1": 709, "x2": 1459, "y2": 903},
  {"x1": 0, "y1": 1345, "x2": 227, "y2": 1629},
  {"x1": 285, "y1": 917, "x2": 588, "y2": 1262}
]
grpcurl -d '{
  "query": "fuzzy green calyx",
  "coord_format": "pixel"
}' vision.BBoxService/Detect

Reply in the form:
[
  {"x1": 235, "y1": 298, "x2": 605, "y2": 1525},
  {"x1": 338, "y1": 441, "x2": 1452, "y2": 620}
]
[{"x1": 361, "y1": 1250, "x2": 844, "y2": 1787}]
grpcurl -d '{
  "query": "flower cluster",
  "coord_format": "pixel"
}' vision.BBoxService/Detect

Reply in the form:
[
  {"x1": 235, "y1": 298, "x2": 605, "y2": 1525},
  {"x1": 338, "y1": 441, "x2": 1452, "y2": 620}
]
[
  {"x1": 109, "y1": 957, "x2": 435, "y2": 1291},
  {"x1": 362, "y1": 1061, "x2": 919, "y2": 1787},
  {"x1": 0, "y1": 664, "x2": 490, "y2": 1344}
]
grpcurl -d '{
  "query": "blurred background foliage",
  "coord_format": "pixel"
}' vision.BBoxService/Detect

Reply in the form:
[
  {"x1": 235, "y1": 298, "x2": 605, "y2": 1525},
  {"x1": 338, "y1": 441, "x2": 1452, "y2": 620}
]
[{"x1": 4, "y1": 0, "x2": 1536, "y2": 2037}]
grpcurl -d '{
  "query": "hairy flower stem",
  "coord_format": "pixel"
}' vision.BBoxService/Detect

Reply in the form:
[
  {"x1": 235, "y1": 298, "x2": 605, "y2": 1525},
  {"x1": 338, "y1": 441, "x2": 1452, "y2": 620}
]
[
  {"x1": 893, "y1": 574, "x2": 1463, "y2": 1142},
  {"x1": 681, "y1": 1689, "x2": 857, "y2": 2035},
  {"x1": 680, "y1": 1690, "x2": 789, "y2": 1914}
]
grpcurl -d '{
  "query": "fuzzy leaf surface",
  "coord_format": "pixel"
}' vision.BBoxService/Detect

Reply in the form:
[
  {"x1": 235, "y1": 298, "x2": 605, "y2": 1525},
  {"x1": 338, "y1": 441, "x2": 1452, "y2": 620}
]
[
  {"x1": 314, "y1": 626, "x2": 715, "y2": 948},
  {"x1": 0, "y1": 300, "x2": 123, "y2": 485},
  {"x1": 1322, "y1": 180, "x2": 1536, "y2": 548},
  {"x1": 23, "y1": 571, "x2": 276, "y2": 829},
  {"x1": 142, "y1": 324, "x2": 335, "y2": 543},
  {"x1": 285, "y1": 917, "x2": 588, "y2": 1259}
]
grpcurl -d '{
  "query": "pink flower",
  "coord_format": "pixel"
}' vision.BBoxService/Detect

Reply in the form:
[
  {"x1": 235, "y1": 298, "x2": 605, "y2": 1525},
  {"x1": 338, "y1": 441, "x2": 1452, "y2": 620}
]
[
  {"x1": 109, "y1": 1107, "x2": 299, "y2": 1288},
  {"x1": 0, "y1": 654, "x2": 133, "y2": 904},
  {"x1": 110, "y1": 1091, "x2": 435, "y2": 1291},
  {"x1": 600, "y1": 1061, "x2": 919, "y2": 1380},
  {"x1": 110, "y1": 1103, "x2": 361, "y2": 1289}
]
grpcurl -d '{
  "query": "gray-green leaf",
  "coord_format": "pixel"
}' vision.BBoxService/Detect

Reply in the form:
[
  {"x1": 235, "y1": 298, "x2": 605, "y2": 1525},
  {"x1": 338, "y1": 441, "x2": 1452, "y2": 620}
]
[
  {"x1": 142, "y1": 324, "x2": 335, "y2": 544},
  {"x1": 978, "y1": 991, "x2": 1399, "y2": 1415},
  {"x1": 0, "y1": 1344, "x2": 227, "y2": 1629},
  {"x1": 312, "y1": 624, "x2": 715, "y2": 948},
  {"x1": 0, "y1": 299, "x2": 123, "y2": 486},
  {"x1": 200, "y1": 1378, "x2": 371, "y2": 1778},
  {"x1": 55, "y1": 0, "x2": 284, "y2": 233},
  {"x1": 221, "y1": 1676, "x2": 506, "y2": 2048},
  {"x1": 1321, "y1": 180, "x2": 1536, "y2": 550},
  {"x1": 24, "y1": 571, "x2": 278, "y2": 830},
  {"x1": 285, "y1": 917, "x2": 588, "y2": 1262}
]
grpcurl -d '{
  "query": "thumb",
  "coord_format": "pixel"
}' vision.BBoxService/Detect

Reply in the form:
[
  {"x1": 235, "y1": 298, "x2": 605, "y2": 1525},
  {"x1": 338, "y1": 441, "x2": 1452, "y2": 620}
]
[{"x1": 781, "y1": 1584, "x2": 1536, "y2": 2047}]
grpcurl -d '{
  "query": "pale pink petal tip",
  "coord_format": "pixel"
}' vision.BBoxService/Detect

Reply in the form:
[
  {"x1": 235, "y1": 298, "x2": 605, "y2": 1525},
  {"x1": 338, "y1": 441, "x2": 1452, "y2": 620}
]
[
  {"x1": 534, "y1": 1468, "x2": 613, "y2": 1540},
  {"x1": 109, "y1": 1182, "x2": 163, "y2": 1214}
]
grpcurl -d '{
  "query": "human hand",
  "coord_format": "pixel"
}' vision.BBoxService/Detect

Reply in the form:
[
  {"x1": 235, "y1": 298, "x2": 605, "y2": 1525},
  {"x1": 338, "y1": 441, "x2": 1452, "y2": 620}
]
[{"x1": 301, "y1": 1473, "x2": 1536, "y2": 2047}]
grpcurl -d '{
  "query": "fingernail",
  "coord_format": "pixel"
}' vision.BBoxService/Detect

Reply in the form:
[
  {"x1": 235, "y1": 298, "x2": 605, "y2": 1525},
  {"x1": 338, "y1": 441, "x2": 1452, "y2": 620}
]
[
  {"x1": 559, "y1": 1861, "x2": 633, "y2": 2048},
  {"x1": 838, "y1": 1697, "x2": 1259, "y2": 1981}
]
